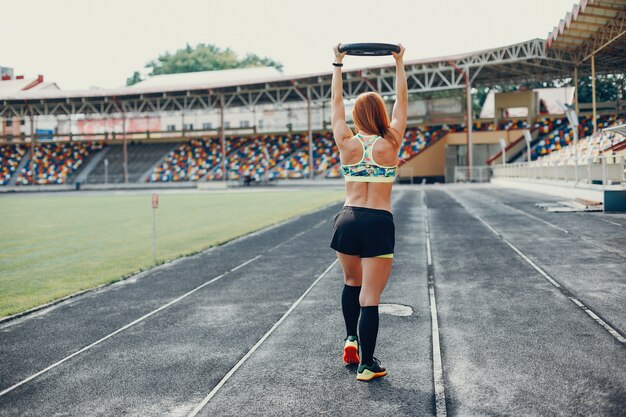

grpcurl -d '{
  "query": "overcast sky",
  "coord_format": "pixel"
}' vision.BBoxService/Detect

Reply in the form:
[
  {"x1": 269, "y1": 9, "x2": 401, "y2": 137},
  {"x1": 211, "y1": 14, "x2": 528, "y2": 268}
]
[{"x1": 1, "y1": 0, "x2": 576, "y2": 90}]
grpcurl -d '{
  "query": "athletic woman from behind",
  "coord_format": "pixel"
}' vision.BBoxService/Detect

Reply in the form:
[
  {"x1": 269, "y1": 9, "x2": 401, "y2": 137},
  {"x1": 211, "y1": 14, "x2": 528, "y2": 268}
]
[{"x1": 330, "y1": 44, "x2": 407, "y2": 381}]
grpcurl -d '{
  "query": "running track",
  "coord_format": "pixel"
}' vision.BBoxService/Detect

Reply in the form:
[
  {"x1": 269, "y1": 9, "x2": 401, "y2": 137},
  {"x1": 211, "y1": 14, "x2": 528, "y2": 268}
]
[{"x1": 1, "y1": 185, "x2": 625, "y2": 416}]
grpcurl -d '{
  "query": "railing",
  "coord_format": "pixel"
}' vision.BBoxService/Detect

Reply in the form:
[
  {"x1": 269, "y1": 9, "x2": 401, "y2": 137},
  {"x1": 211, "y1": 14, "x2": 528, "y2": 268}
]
[
  {"x1": 492, "y1": 155, "x2": 626, "y2": 186},
  {"x1": 454, "y1": 166, "x2": 493, "y2": 183},
  {"x1": 0, "y1": 127, "x2": 256, "y2": 144}
]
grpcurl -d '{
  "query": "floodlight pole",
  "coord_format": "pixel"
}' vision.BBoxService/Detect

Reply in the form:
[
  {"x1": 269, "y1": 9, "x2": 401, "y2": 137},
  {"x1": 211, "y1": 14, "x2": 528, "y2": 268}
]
[
  {"x1": 220, "y1": 95, "x2": 227, "y2": 182},
  {"x1": 450, "y1": 62, "x2": 473, "y2": 179},
  {"x1": 523, "y1": 130, "x2": 532, "y2": 163},
  {"x1": 572, "y1": 114, "x2": 580, "y2": 183},
  {"x1": 499, "y1": 138, "x2": 507, "y2": 167},
  {"x1": 307, "y1": 86, "x2": 313, "y2": 180},
  {"x1": 573, "y1": 66, "x2": 579, "y2": 114}
]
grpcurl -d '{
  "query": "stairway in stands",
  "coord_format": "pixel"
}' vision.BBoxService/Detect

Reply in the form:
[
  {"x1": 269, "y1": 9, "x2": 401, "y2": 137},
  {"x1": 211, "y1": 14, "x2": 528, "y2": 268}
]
[{"x1": 84, "y1": 143, "x2": 175, "y2": 183}]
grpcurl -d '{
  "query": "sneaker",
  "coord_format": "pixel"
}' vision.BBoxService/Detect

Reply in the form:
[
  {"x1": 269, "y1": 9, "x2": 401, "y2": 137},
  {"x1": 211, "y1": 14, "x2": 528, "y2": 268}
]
[
  {"x1": 356, "y1": 357, "x2": 387, "y2": 381},
  {"x1": 343, "y1": 336, "x2": 360, "y2": 365}
]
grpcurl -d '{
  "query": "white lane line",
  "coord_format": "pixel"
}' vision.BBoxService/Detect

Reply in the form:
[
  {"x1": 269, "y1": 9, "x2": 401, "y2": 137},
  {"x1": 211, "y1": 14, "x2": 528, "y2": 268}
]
[
  {"x1": 188, "y1": 259, "x2": 339, "y2": 417},
  {"x1": 266, "y1": 219, "x2": 326, "y2": 253},
  {"x1": 445, "y1": 190, "x2": 626, "y2": 347},
  {"x1": 595, "y1": 217, "x2": 623, "y2": 227},
  {"x1": 501, "y1": 201, "x2": 625, "y2": 257},
  {"x1": 500, "y1": 240, "x2": 562, "y2": 289},
  {"x1": 0, "y1": 213, "x2": 332, "y2": 395},
  {"x1": 500, "y1": 201, "x2": 569, "y2": 234},
  {"x1": 0, "y1": 254, "x2": 262, "y2": 399},
  {"x1": 569, "y1": 297, "x2": 626, "y2": 343},
  {"x1": 423, "y1": 191, "x2": 448, "y2": 417},
  {"x1": 480, "y1": 194, "x2": 625, "y2": 258}
]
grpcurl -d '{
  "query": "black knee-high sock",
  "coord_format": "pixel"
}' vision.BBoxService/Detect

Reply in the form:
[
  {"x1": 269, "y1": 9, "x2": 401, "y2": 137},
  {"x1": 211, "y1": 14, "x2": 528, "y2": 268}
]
[
  {"x1": 341, "y1": 284, "x2": 361, "y2": 337},
  {"x1": 358, "y1": 306, "x2": 379, "y2": 366}
]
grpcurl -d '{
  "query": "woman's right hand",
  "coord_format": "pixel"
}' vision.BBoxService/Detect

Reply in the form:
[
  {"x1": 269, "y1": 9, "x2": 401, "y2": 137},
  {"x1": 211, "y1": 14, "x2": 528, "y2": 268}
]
[
  {"x1": 333, "y1": 44, "x2": 347, "y2": 63},
  {"x1": 392, "y1": 44, "x2": 405, "y2": 62}
]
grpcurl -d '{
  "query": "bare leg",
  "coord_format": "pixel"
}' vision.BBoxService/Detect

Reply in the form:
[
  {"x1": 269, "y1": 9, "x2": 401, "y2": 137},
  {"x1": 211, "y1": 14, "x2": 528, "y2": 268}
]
[
  {"x1": 359, "y1": 257, "x2": 393, "y2": 306},
  {"x1": 336, "y1": 252, "x2": 362, "y2": 286}
]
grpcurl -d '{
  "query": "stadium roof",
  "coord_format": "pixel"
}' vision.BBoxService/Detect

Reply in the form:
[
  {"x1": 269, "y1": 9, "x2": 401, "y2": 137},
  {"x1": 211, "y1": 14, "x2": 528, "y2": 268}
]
[
  {"x1": 0, "y1": 77, "x2": 59, "y2": 94},
  {"x1": 545, "y1": 0, "x2": 626, "y2": 67},
  {"x1": 129, "y1": 67, "x2": 282, "y2": 90},
  {"x1": 1, "y1": 0, "x2": 624, "y2": 120}
]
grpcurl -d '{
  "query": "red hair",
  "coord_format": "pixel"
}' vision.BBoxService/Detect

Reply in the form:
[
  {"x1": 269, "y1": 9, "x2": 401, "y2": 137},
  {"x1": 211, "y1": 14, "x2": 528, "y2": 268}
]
[{"x1": 352, "y1": 92, "x2": 390, "y2": 137}]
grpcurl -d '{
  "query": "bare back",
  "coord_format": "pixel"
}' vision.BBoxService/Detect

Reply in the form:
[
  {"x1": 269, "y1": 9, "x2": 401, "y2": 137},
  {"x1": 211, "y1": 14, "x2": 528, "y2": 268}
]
[{"x1": 338, "y1": 132, "x2": 400, "y2": 211}]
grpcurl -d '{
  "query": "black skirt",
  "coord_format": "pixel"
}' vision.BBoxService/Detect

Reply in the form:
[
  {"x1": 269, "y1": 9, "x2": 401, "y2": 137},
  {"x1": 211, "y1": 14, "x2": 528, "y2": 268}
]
[{"x1": 330, "y1": 206, "x2": 395, "y2": 258}]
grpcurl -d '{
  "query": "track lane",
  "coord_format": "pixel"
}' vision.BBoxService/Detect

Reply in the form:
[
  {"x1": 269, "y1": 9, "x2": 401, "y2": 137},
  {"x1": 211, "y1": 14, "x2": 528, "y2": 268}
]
[
  {"x1": 474, "y1": 187, "x2": 626, "y2": 257},
  {"x1": 191, "y1": 189, "x2": 436, "y2": 417},
  {"x1": 426, "y1": 188, "x2": 626, "y2": 417},
  {"x1": 448, "y1": 188, "x2": 626, "y2": 337}
]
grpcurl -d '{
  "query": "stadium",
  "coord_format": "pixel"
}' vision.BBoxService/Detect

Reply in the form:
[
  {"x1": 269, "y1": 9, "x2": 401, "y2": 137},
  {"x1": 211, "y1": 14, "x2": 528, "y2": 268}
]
[{"x1": 0, "y1": 0, "x2": 625, "y2": 416}]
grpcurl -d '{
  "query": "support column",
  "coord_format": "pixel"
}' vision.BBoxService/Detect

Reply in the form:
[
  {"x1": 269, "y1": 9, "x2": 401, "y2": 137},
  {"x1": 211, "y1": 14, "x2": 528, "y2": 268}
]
[
  {"x1": 181, "y1": 111, "x2": 186, "y2": 138},
  {"x1": 220, "y1": 95, "x2": 226, "y2": 182},
  {"x1": 591, "y1": 54, "x2": 597, "y2": 134},
  {"x1": 465, "y1": 69, "x2": 473, "y2": 177},
  {"x1": 573, "y1": 66, "x2": 579, "y2": 114},
  {"x1": 307, "y1": 86, "x2": 313, "y2": 180},
  {"x1": 122, "y1": 110, "x2": 128, "y2": 184},
  {"x1": 29, "y1": 107, "x2": 35, "y2": 186},
  {"x1": 252, "y1": 107, "x2": 257, "y2": 134}
]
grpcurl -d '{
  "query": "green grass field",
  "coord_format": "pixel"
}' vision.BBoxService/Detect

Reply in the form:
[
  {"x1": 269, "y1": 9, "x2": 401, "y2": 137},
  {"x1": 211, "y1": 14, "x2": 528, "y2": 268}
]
[{"x1": 0, "y1": 189, "x2": 343, "y2": 318}]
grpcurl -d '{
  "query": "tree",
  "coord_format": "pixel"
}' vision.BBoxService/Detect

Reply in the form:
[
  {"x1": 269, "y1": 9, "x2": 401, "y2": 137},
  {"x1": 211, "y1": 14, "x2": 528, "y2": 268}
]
[
  {"x1": 127, "y1": 43, "x2": 283, "y2": 84},
  {"x1": 576, "y1": 74, "x2": 624, "y2": 103},
  {"x1": 126, "y1": 71, "x2": 143, "y2": 86}
]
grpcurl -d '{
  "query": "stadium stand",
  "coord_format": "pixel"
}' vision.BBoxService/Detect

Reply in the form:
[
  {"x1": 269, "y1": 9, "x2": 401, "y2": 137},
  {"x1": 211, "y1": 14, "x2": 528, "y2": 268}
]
[
  {"x1": 399, "y1": 126, "x2": 450, "y2": 163},
  {"x1": 500, "y1": 119, "x2": 530, "y2": 131},
  {"x1": 537, "y1": 122, "x2": 626, "y2": 165},
  {"x1": 16, "y1": 141, "x2": 103, "y2": 185},
  {"x1": 531, "y1": 115, "x2": 623, "y2": 160},
  {"x1": 148, "y1": 138, "x2": 221, "y2": 182},
  {"x1": 84, "y1": 142, "x2": 174, "y2": 183},
  {"x1": 271, "y1": 133, "x2": 334, "y2": 179},
  {"x1": 206, "y1": 134, "x2": 307, "y2": 181},
  {"x1": 0, "y1": 144, "x2": 27, "y2": 185},
  {"x1": 3, "y1": 116, "x2": 623, "y2": 186}
]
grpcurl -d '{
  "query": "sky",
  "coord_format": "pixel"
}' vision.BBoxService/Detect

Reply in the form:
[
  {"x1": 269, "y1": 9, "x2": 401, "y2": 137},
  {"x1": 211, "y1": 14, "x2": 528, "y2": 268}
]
[{"x1": 0, "y1": 0, "x2": 577, "y2": 91}]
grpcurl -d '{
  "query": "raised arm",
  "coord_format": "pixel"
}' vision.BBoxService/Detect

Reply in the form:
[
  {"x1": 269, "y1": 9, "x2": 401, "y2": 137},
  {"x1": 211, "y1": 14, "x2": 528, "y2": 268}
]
[
  {"x1": 389, "y1": 45, "x2": 407, "y2": 147},
  {"x1": 331, "y1": 44, "x2": 353, "y2": 145}
]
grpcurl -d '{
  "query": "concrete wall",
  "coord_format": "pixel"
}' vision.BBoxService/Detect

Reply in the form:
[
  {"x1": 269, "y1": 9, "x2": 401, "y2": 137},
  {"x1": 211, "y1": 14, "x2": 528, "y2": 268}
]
[
  {"x1": 494, "y1": 91, "x2": 537, "y2": 126},
  {"x1": 398, "y1": 134, "x2": 448, "y2": 178},
  {"x1": 397, "y1": 130, "x2": 529, "y2": 181},
  {"x1": 446, "y1": 129, "x2": 525, "y2": 146}
]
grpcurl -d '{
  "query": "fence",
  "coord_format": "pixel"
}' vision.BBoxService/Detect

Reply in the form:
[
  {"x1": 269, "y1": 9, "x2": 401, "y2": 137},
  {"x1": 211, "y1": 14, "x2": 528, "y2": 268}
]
[
  {"x1": 492, "y1": 155, "x2": 626, "y2": 186},
  {"x1": 453, "y1": 166, "x2": 492, "y2": 183}
]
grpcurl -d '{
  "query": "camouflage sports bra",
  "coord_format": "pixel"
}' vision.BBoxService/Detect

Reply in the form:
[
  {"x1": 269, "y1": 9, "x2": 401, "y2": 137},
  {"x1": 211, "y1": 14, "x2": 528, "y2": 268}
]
[{"x1": 341, "y1": 133, "x2": 397, "y2": 183}]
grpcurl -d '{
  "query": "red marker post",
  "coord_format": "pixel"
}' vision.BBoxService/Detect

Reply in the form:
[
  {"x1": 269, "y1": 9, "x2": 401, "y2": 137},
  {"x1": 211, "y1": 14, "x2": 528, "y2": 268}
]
[{"x1": 151, "y1": 193, "x2": 158, "y2": 263}]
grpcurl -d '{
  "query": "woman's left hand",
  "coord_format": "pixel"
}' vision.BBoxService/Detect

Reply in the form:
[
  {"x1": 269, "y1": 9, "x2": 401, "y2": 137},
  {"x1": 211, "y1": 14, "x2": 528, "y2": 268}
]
[{"x1": 333, "y1": 44, "x2": 347, "y2": 63}]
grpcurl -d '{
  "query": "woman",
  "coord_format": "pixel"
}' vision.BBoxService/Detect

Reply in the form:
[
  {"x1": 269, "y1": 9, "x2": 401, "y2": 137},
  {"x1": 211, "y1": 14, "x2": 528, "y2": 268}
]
[{"x1": 330, "y1": 43, "x2": 407, "y2": 381}]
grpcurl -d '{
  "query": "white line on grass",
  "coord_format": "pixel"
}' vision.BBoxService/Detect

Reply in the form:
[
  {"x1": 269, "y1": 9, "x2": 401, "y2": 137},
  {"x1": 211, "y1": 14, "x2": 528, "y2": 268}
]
[
  {"x1": 423, "y1": 189, "x2": 447, "y2": 417},
  {"x1": 0, "y1": 254, "x2": 262, "y2": 398},
  {"x1": 187, "y1": 259, "x2": 339, "y2": 417},
  {"x1": 445, "y1": 189, "x2": 626, "y2": 347}
]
